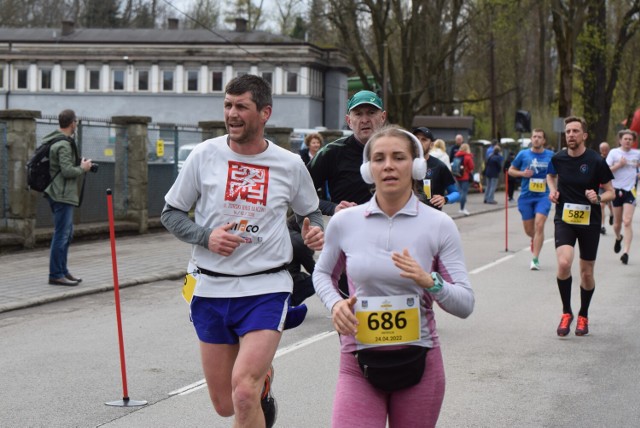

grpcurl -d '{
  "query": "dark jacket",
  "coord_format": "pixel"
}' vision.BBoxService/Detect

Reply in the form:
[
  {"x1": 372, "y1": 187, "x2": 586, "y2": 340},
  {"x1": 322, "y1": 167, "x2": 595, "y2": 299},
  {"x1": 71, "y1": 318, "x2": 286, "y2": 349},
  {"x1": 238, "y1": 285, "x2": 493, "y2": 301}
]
[
  {"x1": 307, "y1": 134, "x2": 372, "y2": 214},
  {"x1": 484, "y1": 152, "x2": 504, "y2": 179}
]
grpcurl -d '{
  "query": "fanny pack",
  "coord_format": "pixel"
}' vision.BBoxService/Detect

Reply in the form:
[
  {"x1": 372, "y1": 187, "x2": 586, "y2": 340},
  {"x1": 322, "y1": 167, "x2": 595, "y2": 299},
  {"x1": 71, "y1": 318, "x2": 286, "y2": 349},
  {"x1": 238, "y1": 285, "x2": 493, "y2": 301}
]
[
  {"x1": 197, "y1": 265, "x2": 287, "y2": 278},
  {"x1": 355, "y1": 346, "x2": 428, "y2": 392}
]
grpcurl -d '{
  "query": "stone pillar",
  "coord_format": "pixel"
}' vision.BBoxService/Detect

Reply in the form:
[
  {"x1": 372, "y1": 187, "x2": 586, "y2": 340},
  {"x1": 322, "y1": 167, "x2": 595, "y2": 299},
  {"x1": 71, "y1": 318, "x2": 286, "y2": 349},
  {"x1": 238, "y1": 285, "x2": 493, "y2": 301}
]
[
  {"x1": 198, "y1": 121, "x2": 226, "y2": 141},
  {"x1": 265, "y1": 127, "x2": 293, "y2": 151},
  {"x1": 111, "y1": 116, "x2": 151, "y2": 234},
  {"x1": 0, "y1": 109, "x2": 42, "y2": 248}
]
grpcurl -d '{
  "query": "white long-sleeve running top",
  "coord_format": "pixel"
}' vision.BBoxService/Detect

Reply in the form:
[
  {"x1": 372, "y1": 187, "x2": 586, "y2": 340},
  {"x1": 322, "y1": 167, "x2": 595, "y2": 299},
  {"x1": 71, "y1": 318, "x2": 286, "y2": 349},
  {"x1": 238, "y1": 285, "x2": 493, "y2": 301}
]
[{"x1": 313, "y1": 193, "x2": 474, "y2": 353}]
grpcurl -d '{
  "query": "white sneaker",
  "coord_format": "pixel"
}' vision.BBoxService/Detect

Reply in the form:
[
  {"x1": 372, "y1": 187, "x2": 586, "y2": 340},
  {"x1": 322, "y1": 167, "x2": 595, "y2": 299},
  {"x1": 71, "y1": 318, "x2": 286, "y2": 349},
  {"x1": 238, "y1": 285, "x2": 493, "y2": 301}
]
[
  {"x1": 462, "y1": 209, "x2": 470, "y2": 216},
  {"x1": 530, "y1": 259, "x2": 540, "y2": 270}
]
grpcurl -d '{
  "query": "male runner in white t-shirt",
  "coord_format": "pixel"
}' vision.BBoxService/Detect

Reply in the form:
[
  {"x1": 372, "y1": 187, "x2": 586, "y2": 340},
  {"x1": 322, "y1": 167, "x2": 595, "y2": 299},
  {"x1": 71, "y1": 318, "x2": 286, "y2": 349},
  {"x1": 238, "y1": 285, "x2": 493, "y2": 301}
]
[
  {"x1": 606, "y1": 129, "x2": 640, "y2": 264},
  {"x1": 162, "y1": 75, "x2": 324, "y2": 428}
]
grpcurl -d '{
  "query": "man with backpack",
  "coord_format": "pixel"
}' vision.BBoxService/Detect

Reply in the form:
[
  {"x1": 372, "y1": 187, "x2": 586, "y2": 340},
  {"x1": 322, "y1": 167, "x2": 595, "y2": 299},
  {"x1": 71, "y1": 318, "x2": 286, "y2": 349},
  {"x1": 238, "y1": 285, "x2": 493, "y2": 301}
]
[
  {"x1": 43, "y1": 109, "x2": 93, "y2": 286},
  {"x1": 449, "y1": 134, "x2": 464, "y2": 162}
]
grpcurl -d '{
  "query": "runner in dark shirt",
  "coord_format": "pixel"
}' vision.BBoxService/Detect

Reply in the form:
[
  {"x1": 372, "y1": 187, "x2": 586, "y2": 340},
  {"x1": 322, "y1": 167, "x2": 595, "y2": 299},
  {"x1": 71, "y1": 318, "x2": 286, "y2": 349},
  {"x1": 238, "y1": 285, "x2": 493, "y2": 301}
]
[{"x1": 546, "y1": 116, "x2": 614, "y2": 338}]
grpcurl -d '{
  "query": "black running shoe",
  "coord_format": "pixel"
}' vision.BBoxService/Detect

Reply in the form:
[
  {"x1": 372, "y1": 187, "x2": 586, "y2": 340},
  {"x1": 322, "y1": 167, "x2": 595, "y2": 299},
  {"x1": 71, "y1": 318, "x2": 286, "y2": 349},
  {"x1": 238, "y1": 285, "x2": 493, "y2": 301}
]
[
  {"x1": 261, "y1": 366, "x2": 277, "y2": 428},
  {"x1": 621, "y1": 253, "x2": 629, "y2": 265},
  {"x1": 600, "y1": 226, "x2": 606, "y2": 235},
  {"x1": 609, "y1": 215, "x2": 614, "y2": 225},
  {"x1": 614, "y1": 235, "x2": 623, "y2": 254}
]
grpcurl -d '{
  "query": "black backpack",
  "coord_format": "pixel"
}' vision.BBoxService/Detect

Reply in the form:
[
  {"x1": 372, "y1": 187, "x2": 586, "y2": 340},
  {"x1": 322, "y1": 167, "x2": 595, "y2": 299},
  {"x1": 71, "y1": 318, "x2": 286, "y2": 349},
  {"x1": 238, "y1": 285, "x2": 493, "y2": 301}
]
[{"x1": 26, "y1": 135, "x2": 75, "y2": 192}]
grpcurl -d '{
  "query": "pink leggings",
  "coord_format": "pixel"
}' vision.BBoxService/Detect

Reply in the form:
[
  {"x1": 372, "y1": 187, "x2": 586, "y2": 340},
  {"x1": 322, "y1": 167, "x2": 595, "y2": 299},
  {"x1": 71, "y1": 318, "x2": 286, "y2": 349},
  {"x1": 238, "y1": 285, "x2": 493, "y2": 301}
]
[{"x1": 332, "y1": 346, "x2": 445, "y2": 428}]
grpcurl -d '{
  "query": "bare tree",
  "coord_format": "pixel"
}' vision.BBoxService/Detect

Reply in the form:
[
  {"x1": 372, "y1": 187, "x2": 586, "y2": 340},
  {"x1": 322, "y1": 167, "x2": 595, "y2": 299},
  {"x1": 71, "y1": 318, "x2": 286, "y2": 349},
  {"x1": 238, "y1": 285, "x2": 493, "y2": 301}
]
[
  {"x1": 550, "y1": 0, "x2": 588, "y2": 118},
  {"x1": 325, "y1": 0, "x2": 469, "y2": 128},
  {"x1": 274, "y1": 0, "x2": 304, "y2": 36},
  {"x1": 307, "y1": 0, "x2": 335, "y2": 46},
  {"x1": 224, "y1": 0, "x2": 265, "y2": 30},
  {"x1": 579, "y1": 0, "x2": 640, "y2": 147},
  {"x1": 186, "y1": 0, "x2": 220, "y2": 29}
]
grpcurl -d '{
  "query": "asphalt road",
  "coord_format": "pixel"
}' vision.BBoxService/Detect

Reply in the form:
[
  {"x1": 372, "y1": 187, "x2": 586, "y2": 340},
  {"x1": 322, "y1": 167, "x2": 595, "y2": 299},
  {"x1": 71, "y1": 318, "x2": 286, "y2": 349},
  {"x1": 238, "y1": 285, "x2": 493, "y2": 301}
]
[{"x1": 1, "y1": 208, "x2": 639, "y2": 427}]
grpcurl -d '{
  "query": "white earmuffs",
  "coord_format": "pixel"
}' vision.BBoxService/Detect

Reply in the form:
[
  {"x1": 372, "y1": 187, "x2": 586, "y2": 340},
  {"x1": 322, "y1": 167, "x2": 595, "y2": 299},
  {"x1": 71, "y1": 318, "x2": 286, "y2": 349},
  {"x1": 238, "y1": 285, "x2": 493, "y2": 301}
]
[{"x1": 360, "y1": 129, "x2": 427, "y2": 184}]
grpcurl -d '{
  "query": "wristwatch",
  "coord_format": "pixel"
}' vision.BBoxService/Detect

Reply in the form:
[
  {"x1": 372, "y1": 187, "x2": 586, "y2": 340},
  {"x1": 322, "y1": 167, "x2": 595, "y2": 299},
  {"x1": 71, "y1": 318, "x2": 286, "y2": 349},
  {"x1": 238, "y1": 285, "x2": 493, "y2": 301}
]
[
  {"x1": 427, "y1": 272, "x2": 444, "y2": 294},
  {"x1": 444, "y1": 196, "x2": 449, "y2": 205},
  {"x1": 596, "y1": 194, "x2": 602, "y2": 204}
]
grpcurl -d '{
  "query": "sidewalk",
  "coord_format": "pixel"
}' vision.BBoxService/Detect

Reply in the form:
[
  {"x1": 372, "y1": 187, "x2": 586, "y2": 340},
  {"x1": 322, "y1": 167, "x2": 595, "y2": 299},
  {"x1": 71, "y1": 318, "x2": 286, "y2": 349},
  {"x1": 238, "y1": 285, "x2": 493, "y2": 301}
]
[{"x1": 0, "y1": 190, "x2": 514, "y2": 314}]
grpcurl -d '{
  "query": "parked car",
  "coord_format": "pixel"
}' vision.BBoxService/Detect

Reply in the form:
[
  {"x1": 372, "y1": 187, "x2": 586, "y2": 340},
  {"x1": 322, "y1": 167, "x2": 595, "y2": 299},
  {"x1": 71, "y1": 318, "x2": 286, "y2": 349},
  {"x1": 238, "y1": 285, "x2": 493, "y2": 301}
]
[
  {"x1": 289, "y1": 128, "x2": 353, "y2": 154},
  {"x1": 177, "y1": 143, "x2": 198, "y2": 172}
]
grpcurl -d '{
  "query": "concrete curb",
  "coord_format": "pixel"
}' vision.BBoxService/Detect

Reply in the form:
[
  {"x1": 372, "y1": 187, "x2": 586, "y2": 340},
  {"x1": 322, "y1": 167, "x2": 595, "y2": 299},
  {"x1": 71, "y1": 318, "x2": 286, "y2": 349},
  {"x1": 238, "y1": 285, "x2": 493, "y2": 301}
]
[{"x1": 0, "y1": 270, "x2": 185, "y2": 314}]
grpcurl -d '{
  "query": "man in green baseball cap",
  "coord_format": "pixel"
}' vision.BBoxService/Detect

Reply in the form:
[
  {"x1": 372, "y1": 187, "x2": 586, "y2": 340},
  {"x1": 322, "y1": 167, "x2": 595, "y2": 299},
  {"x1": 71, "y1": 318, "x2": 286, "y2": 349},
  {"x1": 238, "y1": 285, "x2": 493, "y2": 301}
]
[
  {"x1": 308, "y1": 90, "x2": 387, "y2": 215},
  {"x1": 307, "y1": 89, "x2": 387, "y2": 297}
]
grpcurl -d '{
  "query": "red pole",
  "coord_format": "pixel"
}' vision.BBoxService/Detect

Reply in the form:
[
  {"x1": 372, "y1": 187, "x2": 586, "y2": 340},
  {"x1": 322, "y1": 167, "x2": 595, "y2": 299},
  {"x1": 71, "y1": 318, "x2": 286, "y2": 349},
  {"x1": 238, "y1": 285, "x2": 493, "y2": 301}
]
[
  {"x1": 104, "y1": 190, "x2": 146, "y2": 408},
  {"x1": 505, "y1": 176, "x2": 509, "y2": 252},
  {"x1": 106, "y1": 189, "x2": 129, "y2": 400}
]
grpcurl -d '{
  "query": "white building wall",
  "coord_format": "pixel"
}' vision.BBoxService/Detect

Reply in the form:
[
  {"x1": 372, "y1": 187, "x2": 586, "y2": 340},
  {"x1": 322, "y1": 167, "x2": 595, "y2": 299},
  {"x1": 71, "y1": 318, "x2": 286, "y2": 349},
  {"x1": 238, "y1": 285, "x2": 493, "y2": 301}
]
[
  {"x1": 52, "y1": 64, "x2": 61, "y2": 92},
  {"x1": 100, "y1": 64, "x2": 109, "y2": 92},
  {"x1": 28, "y1": 64, "x2": 37, "y2": 91},
  {"x1": 77, "y1": 64, "x2": 86, "y2": 93}
]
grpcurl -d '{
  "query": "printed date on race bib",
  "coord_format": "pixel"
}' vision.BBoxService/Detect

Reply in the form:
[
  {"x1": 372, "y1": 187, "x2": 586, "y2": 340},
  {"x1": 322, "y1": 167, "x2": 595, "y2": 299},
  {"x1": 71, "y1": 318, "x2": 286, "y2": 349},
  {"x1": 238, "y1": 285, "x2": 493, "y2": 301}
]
[{"x1": 562, "y1": 203, "x2": 590, "y2": 225}]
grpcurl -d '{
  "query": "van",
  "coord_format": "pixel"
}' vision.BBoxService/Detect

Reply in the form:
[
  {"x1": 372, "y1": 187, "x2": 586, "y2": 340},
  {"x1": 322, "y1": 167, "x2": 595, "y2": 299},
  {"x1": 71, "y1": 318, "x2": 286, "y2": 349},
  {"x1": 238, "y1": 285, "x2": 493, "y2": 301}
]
[{"x1": 177, "y1": 143, "x2": 198, "y2": 172}]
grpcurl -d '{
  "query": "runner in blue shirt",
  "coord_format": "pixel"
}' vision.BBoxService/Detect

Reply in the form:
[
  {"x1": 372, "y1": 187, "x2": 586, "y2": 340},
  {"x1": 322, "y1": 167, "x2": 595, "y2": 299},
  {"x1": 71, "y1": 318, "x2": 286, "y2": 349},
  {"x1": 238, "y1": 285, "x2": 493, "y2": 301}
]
[{"x1": 508, "y1": 129, "x2": 554, "y2": 270}]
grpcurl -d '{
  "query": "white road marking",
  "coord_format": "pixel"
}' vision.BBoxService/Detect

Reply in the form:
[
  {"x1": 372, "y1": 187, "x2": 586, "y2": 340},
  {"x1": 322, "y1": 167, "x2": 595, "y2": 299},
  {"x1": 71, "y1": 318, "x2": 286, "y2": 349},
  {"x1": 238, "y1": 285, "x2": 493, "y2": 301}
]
[
  {"x1": 171, "y1": 237, "x2": 556, "y2": 396},
  {"x1": 469, "y1": 254, "x2": 515, "y2": 275},
  {"x1": 169, "y1": 330, "x2": 337, "y2": 396},
  {"x1": 470, "y1": 238, "x2": 554, "y2": 275}
]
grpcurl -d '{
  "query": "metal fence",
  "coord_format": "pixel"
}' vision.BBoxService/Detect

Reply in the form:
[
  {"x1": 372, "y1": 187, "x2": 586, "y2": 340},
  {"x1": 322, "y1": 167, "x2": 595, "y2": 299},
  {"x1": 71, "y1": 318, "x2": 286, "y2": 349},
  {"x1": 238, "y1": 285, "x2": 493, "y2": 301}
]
[
  {"x1": 147, "y1": 124, "x2": 203, "y2": 216},
  {"x1": 33, "y1": 117, "x2": 205, "y2": 227},
  {"x1": 0, "y1": 122, "x2": 7, "y2": 225},
  {"x1": 16, "y1": 118, "x2": 305, "y2": 229}
]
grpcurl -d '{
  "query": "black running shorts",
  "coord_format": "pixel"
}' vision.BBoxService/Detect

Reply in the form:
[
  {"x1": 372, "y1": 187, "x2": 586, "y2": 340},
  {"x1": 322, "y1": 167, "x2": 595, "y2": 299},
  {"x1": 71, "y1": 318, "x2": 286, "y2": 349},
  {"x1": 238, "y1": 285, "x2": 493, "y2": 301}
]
[
  {"x1": 612, "y1": 188, "x2": 636, "y2": 208},
  {"x1": 554, "y1": 220, "x2": 601, "y2": 261}
]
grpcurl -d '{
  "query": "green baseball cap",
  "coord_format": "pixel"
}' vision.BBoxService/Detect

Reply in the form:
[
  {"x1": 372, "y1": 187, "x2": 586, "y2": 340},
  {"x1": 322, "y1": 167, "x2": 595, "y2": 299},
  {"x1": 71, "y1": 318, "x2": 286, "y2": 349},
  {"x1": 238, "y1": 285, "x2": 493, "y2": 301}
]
[{"x1": 347, "y1": 90, "x2": 383, "y2": 112}]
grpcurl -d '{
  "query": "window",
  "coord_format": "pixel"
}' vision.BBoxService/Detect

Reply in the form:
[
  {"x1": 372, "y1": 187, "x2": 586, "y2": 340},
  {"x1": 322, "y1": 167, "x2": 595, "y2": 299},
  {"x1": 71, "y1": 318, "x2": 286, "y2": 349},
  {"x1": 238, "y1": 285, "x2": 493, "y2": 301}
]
[
  {"x1": 137, "y1": 70, "x2": 149, "y2": 91},
  {"x1": 0, "y1": 68, "x2": 4, "y2": 89},
  {"x1": 113, "y1": 70, "x2": 124, "y2": 91},
  {"x1": 211, "y1": 71, "x2": 223, "y2": 92},
  {"x1": 64, "y1": 69, "x2": 76, "y2": 90},
  {"x1": 88, "y1": 69, "x2": 100, "y2": 90},
  {"x1": 186, "y1": 70, "x2": 198, "y2": 92},
  {"x1": 261, "y1": 71, "x2": 273, "y2": 88},
  {"x1": 16, "y1": 69, "x2": 28, "y2": 89},
  {"x1": 162, "y1": 70, "x2": 174, "y2": 91},
  {"x1": 286, "y1": 71, "x2": 298, "y2": 93},
  {"x1": 40, "y1": 69, "x2": 52, "y2": 90}
]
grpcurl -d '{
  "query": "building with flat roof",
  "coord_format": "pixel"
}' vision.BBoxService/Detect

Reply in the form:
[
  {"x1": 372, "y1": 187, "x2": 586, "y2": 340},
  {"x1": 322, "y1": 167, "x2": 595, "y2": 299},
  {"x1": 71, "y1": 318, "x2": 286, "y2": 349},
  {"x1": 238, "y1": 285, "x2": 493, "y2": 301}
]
[
  {"x1": 0, "y1": 19, "x2": 352, "y2": 129},
  {"x1": 411, "y1": 115, "x2": 475, "y2": 142}
]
